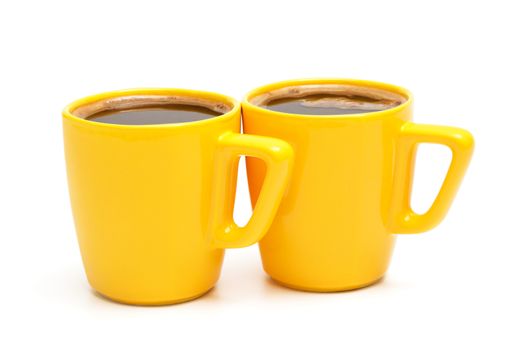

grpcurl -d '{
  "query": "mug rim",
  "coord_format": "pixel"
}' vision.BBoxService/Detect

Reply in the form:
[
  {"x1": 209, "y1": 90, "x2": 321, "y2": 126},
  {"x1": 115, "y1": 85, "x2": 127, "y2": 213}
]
[
  {"x1": 63, "y1": 88, "x2": 241, "y2": 129},
  {"x1": 242, "y1": 78, "x2": 413, "y2": 120}
]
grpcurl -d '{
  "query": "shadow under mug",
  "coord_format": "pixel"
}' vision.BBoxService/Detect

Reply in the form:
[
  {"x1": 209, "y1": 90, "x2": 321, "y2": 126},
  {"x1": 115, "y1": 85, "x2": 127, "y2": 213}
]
[
  {"x1": 242, "y1": 78, "x2": 474, "y2": 292},
  {"x1": 63, "y1": 88, "x2": 293, "y2": 305}
]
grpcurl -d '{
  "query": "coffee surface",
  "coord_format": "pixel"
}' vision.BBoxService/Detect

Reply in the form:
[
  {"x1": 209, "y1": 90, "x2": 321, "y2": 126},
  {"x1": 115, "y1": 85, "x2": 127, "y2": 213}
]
[
  {"x1": 263, "y1": 93, "x2": 400, "y2": 115},
  {"x1": 86, "y1": 104, "x2": 222, "y2": 125}
]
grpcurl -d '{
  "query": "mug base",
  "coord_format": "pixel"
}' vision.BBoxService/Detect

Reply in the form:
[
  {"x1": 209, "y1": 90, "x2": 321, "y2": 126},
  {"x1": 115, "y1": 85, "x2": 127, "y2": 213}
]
[
  {"x1": 269, "y1": 276, "x2": 383, "y2": 293},
  {"x1": 93, "y1": 287, "x2": 213, "y2": 306}
]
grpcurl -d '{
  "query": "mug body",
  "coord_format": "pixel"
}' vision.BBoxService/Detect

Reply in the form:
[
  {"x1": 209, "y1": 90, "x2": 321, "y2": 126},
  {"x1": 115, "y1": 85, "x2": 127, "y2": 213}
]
[
  {"x1": 63, "y1": 88, "x2": 239, "y2": 304},
  {"x1": 242, "y1": 79, "x2": 413, "y2": 291}
]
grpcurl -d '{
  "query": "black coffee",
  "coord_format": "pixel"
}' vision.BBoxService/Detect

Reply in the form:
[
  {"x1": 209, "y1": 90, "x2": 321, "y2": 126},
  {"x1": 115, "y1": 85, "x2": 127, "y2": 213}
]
[
  {"x1": 86, "y1": 104, "x2": 222, "y2": 125},
  {"x1": 263, "y1": 93, "x2": 400, "y2": 115}
]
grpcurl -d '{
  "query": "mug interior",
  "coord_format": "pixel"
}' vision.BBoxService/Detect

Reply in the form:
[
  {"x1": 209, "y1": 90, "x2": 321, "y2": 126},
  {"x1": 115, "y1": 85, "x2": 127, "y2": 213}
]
[
  {"x1": 248, "y1": 82, "x2": 408, "y2": 116},
  {"x1": 72, "y1": 94, "x2": 233, "y2": 119}
]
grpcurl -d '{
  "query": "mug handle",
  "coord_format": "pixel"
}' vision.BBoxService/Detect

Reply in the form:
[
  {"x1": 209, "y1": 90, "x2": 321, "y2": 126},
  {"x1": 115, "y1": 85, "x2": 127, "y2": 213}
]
[
  {"x1": 388, "y1": 123, "x2": 474, "y2": 233},
  {"x1": 209, "y1": 132, "x2": 293, "y2": 248}
]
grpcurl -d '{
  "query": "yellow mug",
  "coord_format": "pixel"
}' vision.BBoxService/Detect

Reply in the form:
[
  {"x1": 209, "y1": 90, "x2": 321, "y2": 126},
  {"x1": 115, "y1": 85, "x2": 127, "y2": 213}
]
[
  {"x1": 242, "y1": 78, "x2": 474, "y2": 292},
  {"x1": 63, "y1": 88, "x2": 293, "y2": 305}
]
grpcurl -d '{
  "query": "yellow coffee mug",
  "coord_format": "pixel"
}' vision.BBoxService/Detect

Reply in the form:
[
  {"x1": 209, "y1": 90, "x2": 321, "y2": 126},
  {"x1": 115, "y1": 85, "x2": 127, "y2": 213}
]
[
  {"x1": 242, "y1": 78, "x2": 474, "y2": 291},
  {"x1": 63, "y1": 88, "x2": 293, "y2": 305}
]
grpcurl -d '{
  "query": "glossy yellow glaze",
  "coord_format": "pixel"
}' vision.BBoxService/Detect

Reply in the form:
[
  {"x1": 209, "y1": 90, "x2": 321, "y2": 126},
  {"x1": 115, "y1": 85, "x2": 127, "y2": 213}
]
[
  {"x1": 63, "y1": 88, "x2": 293, "y2": 305},
  {"x1": 242, "y1": 78, "x2": 474, "y2": 292}
]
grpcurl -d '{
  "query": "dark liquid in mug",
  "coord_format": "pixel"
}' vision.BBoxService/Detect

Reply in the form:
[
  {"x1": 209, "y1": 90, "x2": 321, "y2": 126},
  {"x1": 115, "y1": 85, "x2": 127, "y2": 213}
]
[
  {"x1": 86, "y1": 104, "x2": 222, "y2": 125},
  {"x1": 264, "y1": 94, "x2": 399, "y2": 115}
]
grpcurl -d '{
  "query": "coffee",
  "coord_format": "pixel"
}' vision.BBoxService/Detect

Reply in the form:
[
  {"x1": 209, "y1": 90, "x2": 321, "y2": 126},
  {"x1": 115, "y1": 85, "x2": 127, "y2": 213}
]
[
  {"x1": 86, "y1": 105, "x2": 222, "y2": 125},
  {"x1": 72, "y1": 94, "x2": 231, "y2": 125},
  {"x1": 252, "y1": 84, "x2": 406, "y2": 116}
]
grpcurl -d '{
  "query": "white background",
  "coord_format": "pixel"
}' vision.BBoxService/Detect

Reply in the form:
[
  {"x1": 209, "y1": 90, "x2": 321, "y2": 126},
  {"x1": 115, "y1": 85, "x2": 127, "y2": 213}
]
[{"x1": 1, "y1": 0, "x2": 523, "y2": 348}]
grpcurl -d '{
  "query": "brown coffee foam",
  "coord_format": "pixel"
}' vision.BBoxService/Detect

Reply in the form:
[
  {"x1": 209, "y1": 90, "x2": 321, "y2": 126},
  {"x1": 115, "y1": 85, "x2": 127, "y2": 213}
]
[
  {"x1": 300, "y1": 97, "x2": 396, "y2": 111},
  {"x1": 72, "y1": 95, "x2": 232, "y2": 118},
  {"x1": 250, "y1": 84, "x2": 407, "y2": 109}
]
